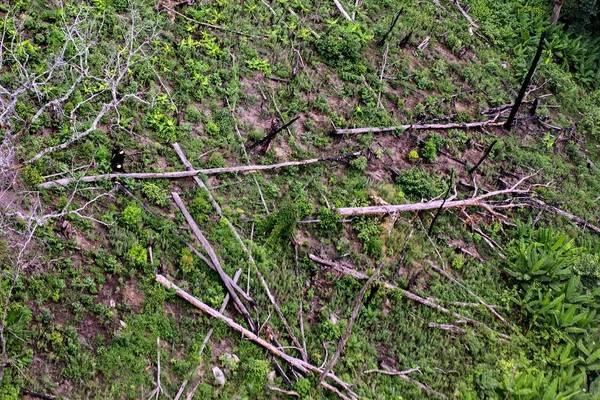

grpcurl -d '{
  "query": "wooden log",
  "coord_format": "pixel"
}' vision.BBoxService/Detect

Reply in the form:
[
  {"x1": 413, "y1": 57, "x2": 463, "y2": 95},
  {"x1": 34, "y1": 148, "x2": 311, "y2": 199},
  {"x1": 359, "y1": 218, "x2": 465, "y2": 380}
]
[
  {"x1": 335, "y1": 185, "x2": 530, "y2": 217},
  {"x1": 331, "y1": 120, "x2": 504, "y2": 135},
  {"x1": 39, "y1": 152, "x2": 361, "y2": 188},
  {"x1": 529, "y1": 198, "x2": 600, "y2": 235}
]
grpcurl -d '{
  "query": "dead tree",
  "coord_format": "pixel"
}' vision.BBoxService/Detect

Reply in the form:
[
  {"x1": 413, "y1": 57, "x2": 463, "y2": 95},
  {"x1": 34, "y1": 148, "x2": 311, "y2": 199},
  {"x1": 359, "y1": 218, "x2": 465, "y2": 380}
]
[
  {"x1": 505, "y1": 33, "x2": 546, "y2": 129},
  {"x1": 1, "y1": 7, "x2": 159, "y2": 172}
]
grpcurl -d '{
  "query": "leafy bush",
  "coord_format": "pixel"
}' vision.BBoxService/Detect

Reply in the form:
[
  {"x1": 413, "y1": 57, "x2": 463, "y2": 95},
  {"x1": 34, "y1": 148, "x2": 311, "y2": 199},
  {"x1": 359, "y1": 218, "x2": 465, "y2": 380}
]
[
  {"x1": 141, "y1": 183, "x2": 168, "y2": 207},
  {"x1": 395, "y1": 167, "x2": 441, "y2": 200},
  {"x1": 179, "y1": 248, "x2": 194, "y2": 274},
  {"x1": 316, "y1": 24, "x2": 367, "y2": 67},
  {"x1": 349, "y1": 156, "x2": 368, "y2": 171},
  {"x1": 121, "y1": 203, "x2": 142, "y2": 227},
  {"x1": 127, "y1": 245, "x2": 147, "y2": 267}
]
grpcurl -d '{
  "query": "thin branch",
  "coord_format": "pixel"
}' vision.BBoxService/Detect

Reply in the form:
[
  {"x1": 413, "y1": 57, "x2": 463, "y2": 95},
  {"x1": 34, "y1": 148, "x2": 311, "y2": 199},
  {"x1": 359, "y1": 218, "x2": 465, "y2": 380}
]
[{"x1": 332, "y1": 119, "x2": 503, "y2": 135}]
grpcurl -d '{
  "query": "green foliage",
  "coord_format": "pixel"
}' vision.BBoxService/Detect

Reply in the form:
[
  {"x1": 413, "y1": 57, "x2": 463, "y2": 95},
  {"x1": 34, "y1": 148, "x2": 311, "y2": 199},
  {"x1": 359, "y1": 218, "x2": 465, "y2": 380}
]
[
  {"x1": 127, "y1": 245, "x2": 147, "y2": 267},
  {"x1": 121, "y1": 203, "x2": 142, "y2": 227},
  {"x1": 349, "y1": 155, "x2": 368, "y2": 171},
  {"x1": 318, "y1": 207, "x2": 342, "y2": 233},
  {"x1": 179, "y1": 248, "x2": 194, "y2": 274},
  {"x1": 316, "y1": 24, "x2": 369, "y2": 67},
  {"x1": 141, "y1": 183, "x2": 168, "y2": 207},
  {"x1": 20, "y1": 166, "x2": 44, "y2": 186},
  {"x1": 146, "y1": 110, "x2": 177, "y2": 142},
  {"x1": 352, "y1": 217, "x2": 383, "y2": 259},
  {"x1": 395, "y1": 167, "x2": 441, "y2": 200},
  {"x1": 408, "y1": 149, "x2": 420, "y2": 162}
]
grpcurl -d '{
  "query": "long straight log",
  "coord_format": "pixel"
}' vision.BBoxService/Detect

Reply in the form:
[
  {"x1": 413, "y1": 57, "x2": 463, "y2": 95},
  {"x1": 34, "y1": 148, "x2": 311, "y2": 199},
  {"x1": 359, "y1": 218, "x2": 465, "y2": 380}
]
[
  {"x1": 308, "y1": 254, "x2": 510, "y2": 340},
  {"x1": 172, "y1": 192, "x2": 256, "y2": 332},
  {"x1": 39, "y1": 152, "x2": 361, "y2": 188},
  {"x1": 155, "y1": 275, "x2": 357, "y2": 398},
  {"x1": 331, "y1": 120, "x2": 503, "y2": 135}
]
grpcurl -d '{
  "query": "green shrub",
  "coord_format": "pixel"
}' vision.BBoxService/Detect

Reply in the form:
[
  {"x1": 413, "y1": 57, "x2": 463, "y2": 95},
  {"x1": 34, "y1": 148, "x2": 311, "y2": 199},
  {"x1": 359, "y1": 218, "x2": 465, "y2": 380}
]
[
  {"x1": 207, "y1": 153, "x2": 227, "y2": 168},
  {"x1": 127, "y1": 245, "x2": 147, "y2": 267},
  {"x1": 316, "y1": 24, "x2": 366, "y2": 67},
  {"x1": 141, "y1": 183, "x2": 168, "y2": 207},
  {"x1": 121, "y1": 203, "x2": 142, "y2": 227},
  {"x1": 179, "y1": 248, "x2": 194, "y2": 274},
  {"x1": 20, "y1": 166, "x2": 44, "y2": 186},
  {"x1": 395, "y1": 167, "x2": 441, "y2": 200},
  {"x1": 349, "y1": 155, "x2": 368, "y2": 171},
  {"x1": 205, "y1": 121, "x2": 220, "y2": 136},
  {"x1": 408, "y1": 149, "x2": 420, "y2": 162}
]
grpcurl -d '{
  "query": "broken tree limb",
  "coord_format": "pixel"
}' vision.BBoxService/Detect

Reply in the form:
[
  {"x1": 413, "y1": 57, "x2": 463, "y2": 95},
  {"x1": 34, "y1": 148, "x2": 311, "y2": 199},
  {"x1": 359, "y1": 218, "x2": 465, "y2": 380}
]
[
  {"x1": 468, "y1": 139, "x2": 499, "y2": 174},
  {"x1": 428, "y1": 261, "x2": 513, "y2": 330},
  {"x1": 248, "y1": 116, "x2": 300, "y2": 152},
  {"x1": 332, "y1": 0, "x2": 353, "y2": 21},
  {"x1": 160, "y1": 5, "x2": 259, "y2": 38},
  {"x1": 186, "y1": 244, "x2": 256, "y2": 307},
  {"x1": 39, "y1": 152, "x2": 361, "y2": 188},
  {"x1": 185, "y1": 269, "x2": 242, "y2": 400},
  {"x1": 172, "y1": 143, "x2": 222, "y2": 214},
  {"x1": 529, "y1": 198, "x2": 600, "y2": 235},
  {"x1": 155, "y1": 274, "x2": 357, "y2": 399},
  {"x1": 331, "y1": 119, "x2": 503, "y2": 135},
  {"x1": 319, "y1": 267, "x2": 380, "y2": 384},
  {"x1": 364, "y1": 366, "x2": 420, "y2": 376},
  {"x1": 172, "y1": 192, "x2": 256, "y2": 332},
  {"x1": 308, "y1": 254, "x2": 510, "y2": 340},
  {"x1": 364, "y1": 367, "x2": 446, "y2": 398},
  {"x1": 447, "y1": 0, "x2": 479, "y2": 28},
  {"x1": 427, "y1": 322, "x2": 466, "y2": 334}
]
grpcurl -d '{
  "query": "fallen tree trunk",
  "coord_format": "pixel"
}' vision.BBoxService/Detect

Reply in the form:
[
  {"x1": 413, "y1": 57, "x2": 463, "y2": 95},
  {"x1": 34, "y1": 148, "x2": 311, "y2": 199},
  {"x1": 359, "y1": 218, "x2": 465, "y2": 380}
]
[
  {"x1": 308, "y1": 254, "x2": 510, "y2": 340},
  {"x1": 331, "y1": 119, "x2": 503, "y2": 135},
  {"x1": 336, "y1": 184, "x2": 529, "y2": 217},
  {"x1": 155, "y1": 274, "x2": 358, "y2": 399},
  {"x1": 39, "y1": 152, "x2": 361, "y2": 188}
]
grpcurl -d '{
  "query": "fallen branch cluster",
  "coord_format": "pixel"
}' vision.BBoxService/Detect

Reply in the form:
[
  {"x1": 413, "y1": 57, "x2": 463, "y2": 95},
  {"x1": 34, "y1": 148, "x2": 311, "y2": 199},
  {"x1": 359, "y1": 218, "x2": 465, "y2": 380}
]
[{"x1": 308, "y1": 254, "x2": 510, "y2": 340}]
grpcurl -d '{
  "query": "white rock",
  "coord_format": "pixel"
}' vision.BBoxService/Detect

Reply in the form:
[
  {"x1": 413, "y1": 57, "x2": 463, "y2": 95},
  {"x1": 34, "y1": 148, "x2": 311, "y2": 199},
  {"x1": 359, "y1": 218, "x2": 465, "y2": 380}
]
[
  {"x1": 119, "y1": 320, "x2": 127, "y2": 328},
  {"x1": 109, "y1": 299, "x2": 116, "y2": 308},
  {"x1": 213, "y1": 366, "x2": 226, "y2": 386},
  {"x1": 267, "y1": 370, "x2": 277, "y2": 382}
]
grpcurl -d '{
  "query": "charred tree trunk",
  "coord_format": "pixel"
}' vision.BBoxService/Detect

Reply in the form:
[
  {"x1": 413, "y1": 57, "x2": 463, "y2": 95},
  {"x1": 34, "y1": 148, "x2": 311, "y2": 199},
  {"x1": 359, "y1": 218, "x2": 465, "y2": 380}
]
[{"x1": 504, "y1": 32, "x2": 546, "y2": 130}]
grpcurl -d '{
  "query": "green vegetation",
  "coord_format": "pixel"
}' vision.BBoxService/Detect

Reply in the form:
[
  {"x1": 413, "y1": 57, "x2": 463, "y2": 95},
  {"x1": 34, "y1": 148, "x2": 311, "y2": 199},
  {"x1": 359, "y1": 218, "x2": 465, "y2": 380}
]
[{"x1": 1, "y1": 0, "x2": 600, "y2": 399}]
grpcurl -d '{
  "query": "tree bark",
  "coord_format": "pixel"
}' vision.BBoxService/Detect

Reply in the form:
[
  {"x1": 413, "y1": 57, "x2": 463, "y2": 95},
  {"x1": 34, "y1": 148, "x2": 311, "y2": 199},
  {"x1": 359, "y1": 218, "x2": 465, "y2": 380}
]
[{"x1": 551, "y1": 0, "x2": 564, "y2": 25}]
